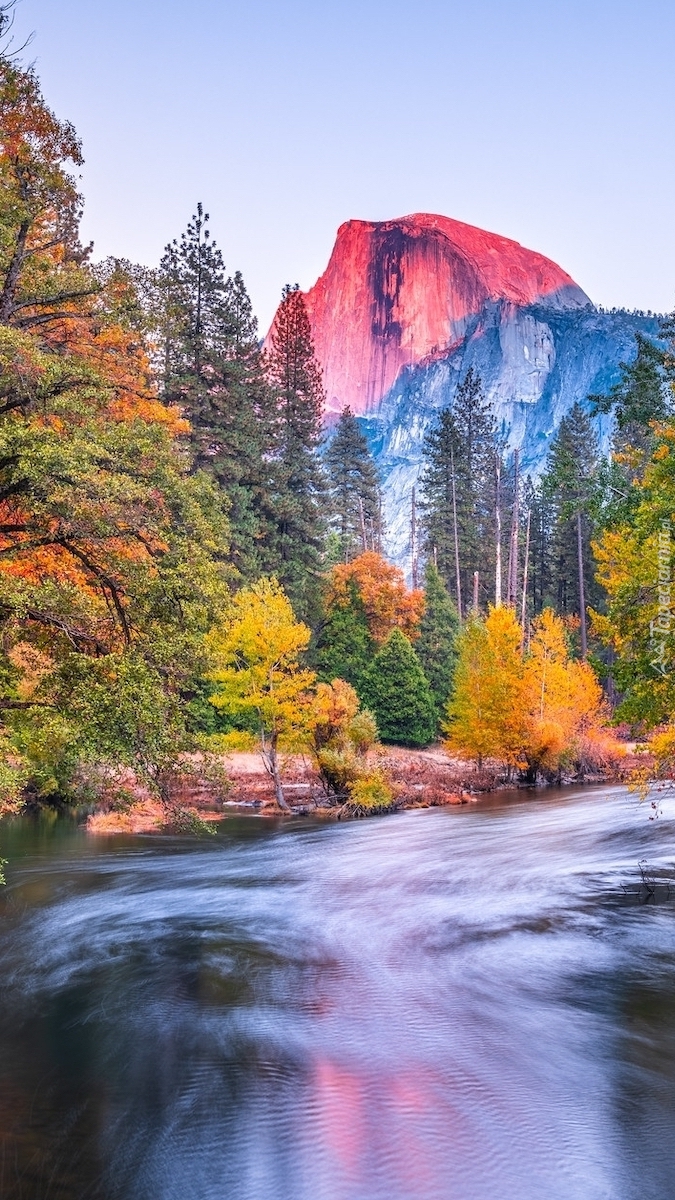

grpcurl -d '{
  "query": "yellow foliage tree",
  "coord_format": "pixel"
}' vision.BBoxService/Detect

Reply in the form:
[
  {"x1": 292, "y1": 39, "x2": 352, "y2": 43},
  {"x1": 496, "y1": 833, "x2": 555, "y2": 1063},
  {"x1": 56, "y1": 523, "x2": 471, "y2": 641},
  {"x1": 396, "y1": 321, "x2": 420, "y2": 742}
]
[
  {"x1": 523, "y1": 609, "x2": 609, "y2": 776},
  {"x1": 445, "y1": 606, "x2": 527, "y2": 770},
  {"x1": 207, "y1": 578, "x2": 316, "y2": 811},
  {"x1": 309, "y1": 678, "x2": 380, "y2": 800}
]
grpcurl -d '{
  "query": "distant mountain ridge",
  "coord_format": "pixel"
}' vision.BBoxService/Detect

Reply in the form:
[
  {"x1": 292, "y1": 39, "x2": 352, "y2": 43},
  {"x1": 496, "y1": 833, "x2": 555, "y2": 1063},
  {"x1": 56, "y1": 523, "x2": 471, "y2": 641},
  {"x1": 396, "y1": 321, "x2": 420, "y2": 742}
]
[{"x1": 265, "y1": 214, "x2": 660, "y2": 564}]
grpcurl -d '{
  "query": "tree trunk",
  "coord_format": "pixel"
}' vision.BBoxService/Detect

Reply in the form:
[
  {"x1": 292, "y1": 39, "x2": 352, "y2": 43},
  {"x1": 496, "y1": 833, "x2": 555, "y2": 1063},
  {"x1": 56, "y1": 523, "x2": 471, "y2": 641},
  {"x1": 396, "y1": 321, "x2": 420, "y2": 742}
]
[
  {"x1": 261, "y1": 730, "x2": 290, "y2": 812},
  {"x1": 0, "y1": 218, "x2": 30, "y2": 323},
  {"x1": 450, "y1": 448, "x2": 462, "y2": 620},
  {"x1": 520, "y1": 508, "x2": 531, "y2": 651},
  {"x1": 358, "y1": 495, "x2": 368, "y2": 553},
  {"x1": 507, "y1": 448, "x2": 520, "y2": 605},
  {"x1": 576, "y1": 509, "x2": 587, "y2": 659},
  {"x1": 495, "y1": 457, "x2": 502, "y2": 606},
  {"x1": 410, "y1": 487, "x2": 418, "y2": 589}
]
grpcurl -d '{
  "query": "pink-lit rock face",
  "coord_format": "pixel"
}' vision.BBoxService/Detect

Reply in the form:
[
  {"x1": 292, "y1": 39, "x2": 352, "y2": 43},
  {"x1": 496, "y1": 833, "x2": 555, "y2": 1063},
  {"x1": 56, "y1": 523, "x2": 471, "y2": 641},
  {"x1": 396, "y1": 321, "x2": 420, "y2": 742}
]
[{"x1": 265, "y1": 214, "x2": 590, "y2": 416}]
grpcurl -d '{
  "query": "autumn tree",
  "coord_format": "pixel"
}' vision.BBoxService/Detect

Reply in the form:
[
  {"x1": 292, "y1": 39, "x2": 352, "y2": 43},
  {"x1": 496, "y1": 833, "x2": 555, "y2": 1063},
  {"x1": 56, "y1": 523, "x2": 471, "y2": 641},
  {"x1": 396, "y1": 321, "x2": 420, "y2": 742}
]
[
  {"x1": 265, "y1": 284, "x2": 327, "y2": 617},
  {"x1": 207, "y1": 578, "x2": 316, "y2": 811},
  {"x1": 316, "y1": 551, "x2": 425, "y2": 695},
  {"x1": 309, "y1": 678, "x2": 380, "y2": 799},
  {"x1": 445, "y1": 606, "x2": 527, "y2": 770},
  {"x1": 0, "y1": 56, "x2": 231, "y2": 814},
  {"x1": 324, "y1": 406, "x2": 383, "y2": 561},
  {"x1": 361, "y1": 628, "x2": 437, "y2": 747},
  {"x1": 522, "y1": 609, "x2": 608, "y2": 778},
  {"x1": 323, "y1": 551, "x2": 424, "y2": 644},
  {"x1": 0, "y1": 55, "x2": 102, "y2": 336}
]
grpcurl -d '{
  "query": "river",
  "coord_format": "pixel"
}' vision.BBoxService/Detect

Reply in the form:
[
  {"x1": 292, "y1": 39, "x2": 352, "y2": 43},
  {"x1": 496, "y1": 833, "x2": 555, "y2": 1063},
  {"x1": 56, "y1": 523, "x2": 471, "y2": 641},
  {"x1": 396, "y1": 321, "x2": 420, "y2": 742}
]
[{"x1": 1, "y1": 786, "x2": 675, "y2": 1199}]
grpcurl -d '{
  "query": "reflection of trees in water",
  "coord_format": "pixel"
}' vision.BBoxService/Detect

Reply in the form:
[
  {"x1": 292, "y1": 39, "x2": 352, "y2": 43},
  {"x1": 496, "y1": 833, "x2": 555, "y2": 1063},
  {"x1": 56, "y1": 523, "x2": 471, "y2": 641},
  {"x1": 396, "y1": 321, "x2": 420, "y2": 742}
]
[{"x1": 0, "y1": 986, "x2": 103, "y2": 1200}]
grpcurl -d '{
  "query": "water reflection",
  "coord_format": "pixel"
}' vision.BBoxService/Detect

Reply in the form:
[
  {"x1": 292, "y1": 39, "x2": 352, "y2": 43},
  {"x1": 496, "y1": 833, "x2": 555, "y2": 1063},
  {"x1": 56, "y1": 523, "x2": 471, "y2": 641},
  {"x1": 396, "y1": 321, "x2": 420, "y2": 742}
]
[{"x1": 1, "y1": 789, "x2": 675, "y2": 1199}]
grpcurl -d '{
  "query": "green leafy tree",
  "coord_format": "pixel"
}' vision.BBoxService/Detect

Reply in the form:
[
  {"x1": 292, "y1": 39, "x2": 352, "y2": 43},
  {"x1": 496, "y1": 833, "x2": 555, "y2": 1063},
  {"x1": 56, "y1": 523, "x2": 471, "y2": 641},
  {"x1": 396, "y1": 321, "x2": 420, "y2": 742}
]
[
  {"x1": 592, "y1": 332, "x2": 670, "y2": 462},
  {"x1": 207, "y1": 577, "x2": 316, "y2": 811},
  {"x1": 416, "y1": 562, "x2": 459, "y2": 725},
  {"x1": 0, "y1": 57, "x2": 231, "y2": 819},
  {"x1": 324, "y1": 406, "x2": 383, "y2": 560},
  {"x1": 360, "y1": 628, "x2": 437, "y2": 747},
  {"x1": 592, "y1": 325, "x2": 673, "y2": 532}
]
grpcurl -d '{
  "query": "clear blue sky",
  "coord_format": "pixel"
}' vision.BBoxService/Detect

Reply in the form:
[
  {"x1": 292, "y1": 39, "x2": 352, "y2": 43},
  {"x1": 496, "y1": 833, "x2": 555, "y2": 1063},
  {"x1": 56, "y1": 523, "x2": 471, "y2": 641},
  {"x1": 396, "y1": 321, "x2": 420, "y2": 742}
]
[{"x1": 11, "y1": 0, "x2": 675, "y2": 330}]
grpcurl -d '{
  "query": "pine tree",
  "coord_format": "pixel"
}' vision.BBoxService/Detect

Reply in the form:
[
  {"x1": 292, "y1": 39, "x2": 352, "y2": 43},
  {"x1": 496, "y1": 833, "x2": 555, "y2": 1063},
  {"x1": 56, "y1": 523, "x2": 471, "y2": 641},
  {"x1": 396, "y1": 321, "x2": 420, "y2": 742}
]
[
  {"x1": 541, "y1": 402, "x2": 601, "y2": 628},
  {"x1": 361, "y1": 629, "x2": 437, "y2": 747},
  {"x1": 156, "y1": 207, "x2": 277, "y2": 577},
  {"x1": 315, "y1": 582, "x2": 374, "y2": 691},
  {"x1": 592, "y1": 329, "x2": 672, "y2": 532},
  {"x1": 416, "y1": 562, "x2": 459, "y2": 725},
  {"x1": 522, "y1": 476, "x2": 551, "y2": 619},
  {"x1": 324, "y1": 407, "x2": 383, "y2": 560},
  {"x1": 420, "y1": 369, "x2": 500, "y2": 610},
  {"x1": 265, "y1": 284, "x2": 327, "y2": 616},
  {"x1": 158, "y1": 204, "x2": 231, "y2": 393},
  {"x1": 592, "y1": 332, "x2": 670, "y2": 463}
]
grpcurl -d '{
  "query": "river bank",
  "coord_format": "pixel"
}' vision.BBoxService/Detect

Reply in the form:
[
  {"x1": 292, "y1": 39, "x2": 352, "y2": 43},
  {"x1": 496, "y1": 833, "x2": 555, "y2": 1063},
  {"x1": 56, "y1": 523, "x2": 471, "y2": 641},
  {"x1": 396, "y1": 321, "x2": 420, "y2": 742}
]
[{"x1": 86, "y1": 743, "x2": 643, "y2": 835}]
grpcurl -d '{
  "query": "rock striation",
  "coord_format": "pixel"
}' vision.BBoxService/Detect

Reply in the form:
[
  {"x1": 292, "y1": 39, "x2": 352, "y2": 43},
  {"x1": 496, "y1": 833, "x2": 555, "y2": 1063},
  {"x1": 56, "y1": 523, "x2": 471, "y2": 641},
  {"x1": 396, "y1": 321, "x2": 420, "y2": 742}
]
[{"x1": 266, "y1": 214, "x2": 659, "y2": 563}]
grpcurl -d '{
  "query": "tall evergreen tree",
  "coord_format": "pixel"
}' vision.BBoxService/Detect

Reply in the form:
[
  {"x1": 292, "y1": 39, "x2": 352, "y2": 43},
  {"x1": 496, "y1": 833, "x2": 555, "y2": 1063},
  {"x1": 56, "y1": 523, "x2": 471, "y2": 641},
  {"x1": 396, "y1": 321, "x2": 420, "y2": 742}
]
[
  {"x1": 156, "y1": 207, "x2": 277, "y2": 577},
  {"x1": 592, "y1": 327, "x2": 672, "y2": 531},
  {"x1": 158, "y1": 204, "x2": 231, "y2": 392},
  {"x1": 420, "y1": 369, "x2": 500, "y2": 611},
  {"x1": 265, "y1": 284, "x2": 327, "y2": 616},
  {"x1": 591, "y1": 331, "x2": 670, "y2": 459},
  {"x1": 415, "y1": 562, "x2": 460, "y2": 725},
  {"x1": 324, "y1": 406, "x2": 383, "y2": 560},
  {"x1": 315, "y1": 581, "x2": 374, "y2": 691},
  {"x1": 522, "y1": 476, "x2": 550, "y2": 620},
  {"x1": 540, "y1": 402, "x2": 601, "y2": 625},
  {"x1": 361, "y1": 629, "x2": 437, "y2": 747}
]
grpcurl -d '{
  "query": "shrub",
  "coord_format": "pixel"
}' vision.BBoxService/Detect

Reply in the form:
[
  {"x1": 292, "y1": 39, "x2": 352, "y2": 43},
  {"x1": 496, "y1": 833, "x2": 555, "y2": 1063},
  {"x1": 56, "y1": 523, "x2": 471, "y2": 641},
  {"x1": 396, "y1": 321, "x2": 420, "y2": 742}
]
[{"x1": 346, "y1": 770, "x2": 395, "y2": 814}]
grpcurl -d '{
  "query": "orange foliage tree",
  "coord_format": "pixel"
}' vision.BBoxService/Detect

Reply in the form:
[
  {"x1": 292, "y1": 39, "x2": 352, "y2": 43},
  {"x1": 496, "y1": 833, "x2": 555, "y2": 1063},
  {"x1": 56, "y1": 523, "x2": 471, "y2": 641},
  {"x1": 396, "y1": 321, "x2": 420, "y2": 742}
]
[
  {"x1": 324, "y1": 551, "x2": 424, "y2": 645},
  {"x1": 0, "y1": 54, "x2": 230, "y2": 808},
  {"x1": 445, "y1": 606, "x2": 527, "y2": 770},
  {"x1": 523, "y1": 609, "x2": 614, "y2": 777},
  {"x1": 446, "y1": 605, "x2": 614, "y2": 778}
]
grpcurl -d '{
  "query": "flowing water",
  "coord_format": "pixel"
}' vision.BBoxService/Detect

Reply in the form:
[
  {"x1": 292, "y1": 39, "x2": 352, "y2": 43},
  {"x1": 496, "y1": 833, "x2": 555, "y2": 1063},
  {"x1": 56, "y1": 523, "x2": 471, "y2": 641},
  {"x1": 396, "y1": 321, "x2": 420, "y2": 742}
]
[{"x1": 1, "y1": 786, "x2": 675, "y2": 1200}]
